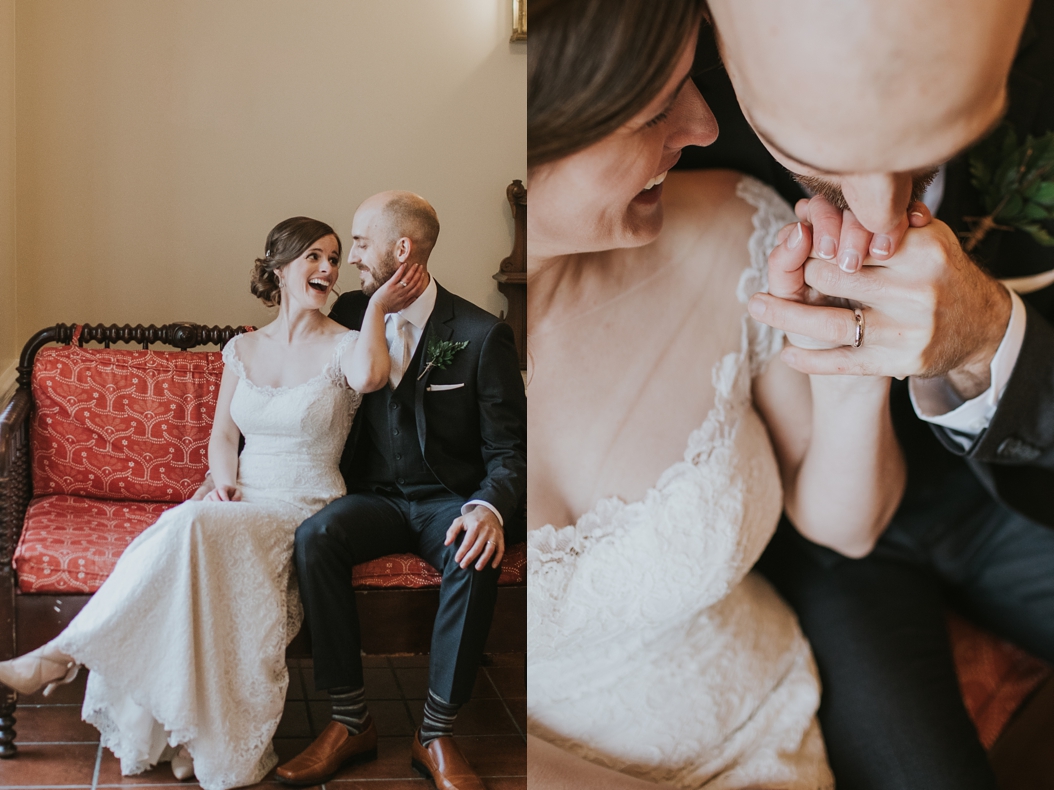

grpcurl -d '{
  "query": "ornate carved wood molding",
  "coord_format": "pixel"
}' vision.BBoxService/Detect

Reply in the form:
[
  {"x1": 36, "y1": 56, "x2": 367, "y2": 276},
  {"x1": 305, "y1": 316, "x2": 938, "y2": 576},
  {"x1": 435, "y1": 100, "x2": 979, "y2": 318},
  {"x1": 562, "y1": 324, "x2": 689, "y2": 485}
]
[
  {"x1": 495, "y1": 180, "x2": 527, "y2": 370},
  {"x1": 16, "y1": 322, "x2": 251, "y2": 389}
]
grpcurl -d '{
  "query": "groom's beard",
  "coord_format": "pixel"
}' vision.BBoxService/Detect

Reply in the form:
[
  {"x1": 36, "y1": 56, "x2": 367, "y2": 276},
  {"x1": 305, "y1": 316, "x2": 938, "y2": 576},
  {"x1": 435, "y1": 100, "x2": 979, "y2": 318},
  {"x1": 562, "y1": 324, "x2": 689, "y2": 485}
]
[
  {"x1": 360, "y1": 250, "x2": 401, "y2": 297},
  {"x1": 791, "y1": 166, "x2": 940, "y2": 213}
]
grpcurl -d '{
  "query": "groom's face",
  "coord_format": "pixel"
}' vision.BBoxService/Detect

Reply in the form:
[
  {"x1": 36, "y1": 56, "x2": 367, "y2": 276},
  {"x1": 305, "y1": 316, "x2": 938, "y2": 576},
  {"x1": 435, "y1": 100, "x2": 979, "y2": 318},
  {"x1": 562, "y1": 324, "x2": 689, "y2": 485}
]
[
  {"x1": 349, "y1": 206, "x2": 401, "y2": 297},
  {"x1": 707, "y1": 0, "x2": 1030, "y2": 235}
]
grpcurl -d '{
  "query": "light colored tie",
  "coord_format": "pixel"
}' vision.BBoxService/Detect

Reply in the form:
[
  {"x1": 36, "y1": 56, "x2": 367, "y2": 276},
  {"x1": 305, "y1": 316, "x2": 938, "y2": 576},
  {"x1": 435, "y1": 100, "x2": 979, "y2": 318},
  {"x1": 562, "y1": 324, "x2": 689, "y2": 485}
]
[{"x1": 388, "y1": 315, "x2": 413, "y2": 389}]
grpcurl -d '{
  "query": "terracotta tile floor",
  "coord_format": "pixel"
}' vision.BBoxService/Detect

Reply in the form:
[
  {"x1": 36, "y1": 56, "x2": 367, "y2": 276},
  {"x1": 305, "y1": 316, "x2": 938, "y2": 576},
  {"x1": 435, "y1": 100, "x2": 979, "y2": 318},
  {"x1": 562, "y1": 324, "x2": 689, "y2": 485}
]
[{"x1": 0, "y1": 654, "x2": 526, "y2": 790}]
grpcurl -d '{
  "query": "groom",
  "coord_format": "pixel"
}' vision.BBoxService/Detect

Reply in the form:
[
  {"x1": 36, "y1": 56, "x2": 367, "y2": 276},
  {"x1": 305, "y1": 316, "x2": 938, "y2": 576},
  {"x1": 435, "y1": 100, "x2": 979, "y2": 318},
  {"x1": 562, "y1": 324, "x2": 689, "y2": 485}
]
[
  {"x1": 275, "y1": 191, "x2": 527, "y2": 789},
  {"x1": 684, "y1": 0, "x2": 1054, "y2": 787}
]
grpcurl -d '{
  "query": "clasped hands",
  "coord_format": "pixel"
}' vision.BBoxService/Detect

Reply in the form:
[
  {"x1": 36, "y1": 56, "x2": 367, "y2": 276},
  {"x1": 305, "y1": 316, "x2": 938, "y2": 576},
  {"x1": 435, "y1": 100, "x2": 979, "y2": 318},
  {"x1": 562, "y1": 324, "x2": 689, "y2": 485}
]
[{"x1": 747, "y1": 196, "x2": 1013, "y2": 400}]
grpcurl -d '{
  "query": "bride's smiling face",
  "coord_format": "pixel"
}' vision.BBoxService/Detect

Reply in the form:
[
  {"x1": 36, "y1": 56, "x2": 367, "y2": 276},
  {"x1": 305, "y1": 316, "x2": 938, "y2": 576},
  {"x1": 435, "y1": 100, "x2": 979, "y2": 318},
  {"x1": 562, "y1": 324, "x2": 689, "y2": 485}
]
[
  {"x1": 279, "y1": 234, "x2": 341, "y2": 310},
  {"x1": 528, "y1": 35, "x2": 718, "y2": 260}
]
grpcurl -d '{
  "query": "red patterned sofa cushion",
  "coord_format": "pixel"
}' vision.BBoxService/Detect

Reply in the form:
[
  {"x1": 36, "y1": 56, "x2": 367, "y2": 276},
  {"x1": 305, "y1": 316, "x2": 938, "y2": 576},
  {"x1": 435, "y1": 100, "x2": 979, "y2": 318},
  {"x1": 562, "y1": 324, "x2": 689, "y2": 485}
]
[
  {"x1": 31, "y1": 345, "x2": 223, "y2": 503},
  {"x1": 352, "y1": 542, "x2": 528, "y2": 589},
  {"x1": 949, "y1": 611, "x2": 1052, "y2": 748},
  {"x1": 14, "y1": 495, "x2": 529, "y2": 595},
  {"x1": 13, "y1": 496, "x2": 176, "y2": 593}
]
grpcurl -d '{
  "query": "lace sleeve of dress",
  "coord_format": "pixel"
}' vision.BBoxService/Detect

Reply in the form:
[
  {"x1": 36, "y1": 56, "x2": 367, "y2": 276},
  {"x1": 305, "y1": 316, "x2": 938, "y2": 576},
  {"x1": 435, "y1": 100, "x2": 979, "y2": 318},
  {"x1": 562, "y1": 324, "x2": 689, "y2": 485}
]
[
  {"x1": 734, "y1": 176, "x2": 798, "y2": 377},
  {"x1": 332, "y1": 330, "x2": 361, "y2": 387},
  {"x1": 221, "y1": 334, "x2": 248, "y2": 380}
]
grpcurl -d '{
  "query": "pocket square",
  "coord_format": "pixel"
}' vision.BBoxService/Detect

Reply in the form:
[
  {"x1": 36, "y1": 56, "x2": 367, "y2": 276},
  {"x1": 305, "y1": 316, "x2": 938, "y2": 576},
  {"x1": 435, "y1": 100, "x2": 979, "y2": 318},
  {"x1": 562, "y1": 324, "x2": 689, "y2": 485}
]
[{"x1": 427, "y1": 383, "x2": 465, "y2": 392}]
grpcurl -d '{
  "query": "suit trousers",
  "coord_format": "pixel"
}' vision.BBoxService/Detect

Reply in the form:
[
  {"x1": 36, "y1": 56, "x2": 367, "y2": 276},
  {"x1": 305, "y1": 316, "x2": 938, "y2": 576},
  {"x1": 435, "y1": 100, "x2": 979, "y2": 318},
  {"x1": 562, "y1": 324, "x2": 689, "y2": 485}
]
[
  {"x1": 757, "y1": 489, "x2": 1054, "y2": 790},
  {"x1": 294, "y1": 490, "x2": 501, "y2": 705}
]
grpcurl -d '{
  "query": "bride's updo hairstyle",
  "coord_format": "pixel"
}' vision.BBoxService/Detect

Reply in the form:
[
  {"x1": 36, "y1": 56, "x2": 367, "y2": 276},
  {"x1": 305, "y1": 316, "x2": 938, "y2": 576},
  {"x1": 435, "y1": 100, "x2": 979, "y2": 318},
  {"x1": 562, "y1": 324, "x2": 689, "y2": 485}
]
[
  {"x1": 251, "y1": 216, "x2": 342, "y2": 307},
  {"x1": 529, "y1": 0, "x2": 709, "y2": 170}
]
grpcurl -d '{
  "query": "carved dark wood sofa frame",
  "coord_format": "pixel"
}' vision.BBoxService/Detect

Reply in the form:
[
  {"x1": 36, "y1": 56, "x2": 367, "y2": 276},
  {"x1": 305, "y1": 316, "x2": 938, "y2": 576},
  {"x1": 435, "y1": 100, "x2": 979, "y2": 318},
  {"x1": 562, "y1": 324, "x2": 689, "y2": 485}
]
[{"x1": 0, "y1": 321, "x2": 526, "y2": 758}]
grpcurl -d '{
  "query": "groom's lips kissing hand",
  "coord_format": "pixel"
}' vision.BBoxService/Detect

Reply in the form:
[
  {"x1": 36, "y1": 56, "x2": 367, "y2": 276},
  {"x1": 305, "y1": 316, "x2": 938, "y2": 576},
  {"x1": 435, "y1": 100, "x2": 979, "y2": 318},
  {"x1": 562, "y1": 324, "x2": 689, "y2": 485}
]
[{"x1": 632, "y1": 152, "x2": 682, "y2": 206}]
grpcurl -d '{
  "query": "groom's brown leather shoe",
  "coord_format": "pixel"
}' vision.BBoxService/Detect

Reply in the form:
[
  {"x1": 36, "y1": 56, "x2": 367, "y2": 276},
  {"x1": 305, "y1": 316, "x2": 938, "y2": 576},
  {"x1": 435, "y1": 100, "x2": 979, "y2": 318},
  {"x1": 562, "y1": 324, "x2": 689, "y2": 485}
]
[
  {"x1": 274, "y1": 717, "x2": 377, "y2": 785},
  {"x1": 411, "y1": 729, "x2": 485, "y2": 790}
]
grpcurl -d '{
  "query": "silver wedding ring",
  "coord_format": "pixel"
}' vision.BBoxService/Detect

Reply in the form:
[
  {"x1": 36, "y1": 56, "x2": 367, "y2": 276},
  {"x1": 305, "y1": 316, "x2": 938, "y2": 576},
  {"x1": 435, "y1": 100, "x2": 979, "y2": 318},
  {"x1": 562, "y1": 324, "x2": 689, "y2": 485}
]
[
  {"x1": 486, "y1": 540, "x2": 495, "y2": 546},
  {"x1": 852, "y1": 309, "x2": 864, "y2": 348},
  {"x1": 399, "y1": 281, "x2": 408, "y2": 287}
]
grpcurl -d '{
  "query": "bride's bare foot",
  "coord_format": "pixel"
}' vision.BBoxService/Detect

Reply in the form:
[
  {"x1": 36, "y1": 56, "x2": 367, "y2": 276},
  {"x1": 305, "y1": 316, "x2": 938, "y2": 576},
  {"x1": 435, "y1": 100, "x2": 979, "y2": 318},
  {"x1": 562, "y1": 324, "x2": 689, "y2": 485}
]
[{"x1": 0, "y1": 644, "x2": 79, "y2": 696}]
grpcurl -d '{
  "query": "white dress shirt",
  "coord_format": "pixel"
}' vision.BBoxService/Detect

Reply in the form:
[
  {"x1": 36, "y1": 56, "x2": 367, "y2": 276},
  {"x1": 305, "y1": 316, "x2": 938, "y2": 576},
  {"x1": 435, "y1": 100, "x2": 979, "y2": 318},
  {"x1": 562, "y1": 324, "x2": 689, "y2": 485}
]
[{"x1": 384, "y1": 275, "x2": 503, "y2": 526}]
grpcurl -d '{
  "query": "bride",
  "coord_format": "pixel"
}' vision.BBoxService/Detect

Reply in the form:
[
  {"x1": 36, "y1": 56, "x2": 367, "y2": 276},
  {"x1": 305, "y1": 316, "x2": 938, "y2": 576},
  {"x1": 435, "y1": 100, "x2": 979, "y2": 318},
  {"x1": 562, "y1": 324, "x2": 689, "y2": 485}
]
[
  {"x1": 0, "y1": 216, "x2": 425, "y2": 790},
  {"x1": 528, "y1": 1, "x2": 905, "y2": 788}
]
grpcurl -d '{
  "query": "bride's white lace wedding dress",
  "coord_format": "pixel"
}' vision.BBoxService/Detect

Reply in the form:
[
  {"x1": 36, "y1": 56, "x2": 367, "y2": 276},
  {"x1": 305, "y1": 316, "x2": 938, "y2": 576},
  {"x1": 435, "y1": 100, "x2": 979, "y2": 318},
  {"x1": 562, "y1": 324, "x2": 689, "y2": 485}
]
[
  {"x1": 53, "y1": 330, "x2": 361, "y2": 790},
  {"x1": 528, "y1": 179, "x2": 834, "y2": 789}
]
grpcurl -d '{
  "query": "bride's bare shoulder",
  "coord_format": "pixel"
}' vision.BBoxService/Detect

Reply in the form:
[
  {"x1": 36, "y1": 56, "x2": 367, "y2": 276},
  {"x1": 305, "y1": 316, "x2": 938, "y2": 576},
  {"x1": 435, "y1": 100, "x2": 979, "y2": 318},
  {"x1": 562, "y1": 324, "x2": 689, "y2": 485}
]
[
  {"x1": 651, "y1": 170, "x2": 774, "y2": 283},
  {"x1": 662, "y1": 169, "x2": 765, "y2": 240}
]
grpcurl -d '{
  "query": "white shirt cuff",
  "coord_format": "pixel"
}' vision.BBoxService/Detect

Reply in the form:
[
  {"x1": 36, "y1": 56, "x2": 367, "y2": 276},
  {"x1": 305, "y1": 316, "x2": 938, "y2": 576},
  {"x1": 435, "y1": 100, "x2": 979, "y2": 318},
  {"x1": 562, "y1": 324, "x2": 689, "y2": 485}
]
[
  {"x1": 462, "y1": 500, "x2": 504, "y2": 527},
  {"x1": 909, "y1": 288, "x2": 1027, "y2": 447}
]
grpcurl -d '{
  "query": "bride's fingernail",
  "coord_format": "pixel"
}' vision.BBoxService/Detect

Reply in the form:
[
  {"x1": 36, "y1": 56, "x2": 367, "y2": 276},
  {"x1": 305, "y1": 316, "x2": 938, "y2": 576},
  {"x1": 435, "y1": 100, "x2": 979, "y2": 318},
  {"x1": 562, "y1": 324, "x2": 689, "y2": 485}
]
[
  {"x1": 870, "y1": 235, "x2": 892, "y2": 256},
  {"x1": 788, "y1": 222, "x2": 803, "y2": 249},
  {"x1": 838, "y1": 249, "x2": 861, "y2": 273},
  {"x1": 817, "y1": 236, "x2": 836, "y2": 259},
  {"x1": 748, "y1": 297, "x2": 766, "y2": 318}
]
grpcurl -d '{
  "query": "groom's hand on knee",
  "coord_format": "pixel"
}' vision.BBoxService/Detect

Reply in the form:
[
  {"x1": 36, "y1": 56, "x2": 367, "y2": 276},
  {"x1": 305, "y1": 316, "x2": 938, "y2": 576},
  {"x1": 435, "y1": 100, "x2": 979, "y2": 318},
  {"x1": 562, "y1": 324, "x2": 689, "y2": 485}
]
[{"x1": 446, "y1": 507, "x2": 504, "y2": 571}]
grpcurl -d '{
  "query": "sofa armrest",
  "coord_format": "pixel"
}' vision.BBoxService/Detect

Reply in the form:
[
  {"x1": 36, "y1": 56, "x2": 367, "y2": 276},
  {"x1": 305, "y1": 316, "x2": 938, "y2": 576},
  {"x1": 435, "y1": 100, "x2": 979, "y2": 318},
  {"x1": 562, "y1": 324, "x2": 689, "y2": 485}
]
[
  {"x1": 0, "y1": 389, "x2": 32, "y2": 567},
  {"x1": 0, "y1": 390, "x2": 30, "y2": 479}
]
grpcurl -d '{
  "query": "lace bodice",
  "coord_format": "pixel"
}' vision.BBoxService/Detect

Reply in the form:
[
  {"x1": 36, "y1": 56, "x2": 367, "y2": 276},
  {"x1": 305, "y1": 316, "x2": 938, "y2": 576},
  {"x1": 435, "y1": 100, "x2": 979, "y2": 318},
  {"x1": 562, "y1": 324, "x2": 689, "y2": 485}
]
[
  {"x1": 222, "y1": 330, "x2": 362, "y2": 509},
  {"x1": 527, "y1": 178, "x2": 833, "y2": 789}
]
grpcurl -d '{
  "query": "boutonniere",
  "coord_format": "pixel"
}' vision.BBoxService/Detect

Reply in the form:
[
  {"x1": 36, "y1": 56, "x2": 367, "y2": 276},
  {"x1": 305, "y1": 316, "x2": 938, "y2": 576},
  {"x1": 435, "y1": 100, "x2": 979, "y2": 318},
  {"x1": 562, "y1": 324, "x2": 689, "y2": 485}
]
[
  {"x1": 418, "y1": 337, "x2": 469, "y2": 380},
  {"x1": 964, "y1": 122, "x2": 1054, "y2": 252}
]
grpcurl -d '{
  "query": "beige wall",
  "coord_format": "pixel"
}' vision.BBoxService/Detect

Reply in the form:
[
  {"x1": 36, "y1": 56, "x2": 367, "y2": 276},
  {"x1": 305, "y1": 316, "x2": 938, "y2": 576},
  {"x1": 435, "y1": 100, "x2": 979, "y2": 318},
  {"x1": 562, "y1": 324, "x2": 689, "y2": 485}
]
[
  {"x1": 14, "y1": 0, "x2": 525, "y2": 340},
  {"x1": 0, "y1": 0, "x2": 15, "y2": 395}
]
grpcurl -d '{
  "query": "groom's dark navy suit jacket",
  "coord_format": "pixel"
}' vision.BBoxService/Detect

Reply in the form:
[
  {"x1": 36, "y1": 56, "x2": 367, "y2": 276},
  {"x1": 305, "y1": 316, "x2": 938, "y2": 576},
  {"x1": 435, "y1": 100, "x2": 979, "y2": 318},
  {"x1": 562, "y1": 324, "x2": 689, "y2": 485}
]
[
  {"x1": 681, "y1": 1, "x2": 1054, "y2": 529},
  {"x1": 328, "y1": 280, "x2": 527, "y2": 541}
]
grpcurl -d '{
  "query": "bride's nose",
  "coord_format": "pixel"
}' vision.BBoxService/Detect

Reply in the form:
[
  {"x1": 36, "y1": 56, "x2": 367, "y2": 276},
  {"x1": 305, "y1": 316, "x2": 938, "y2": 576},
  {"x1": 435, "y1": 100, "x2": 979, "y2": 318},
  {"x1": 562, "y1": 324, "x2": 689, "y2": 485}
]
[{"x1": 666, "y1": 79, "x2": 719, "y2": 151}]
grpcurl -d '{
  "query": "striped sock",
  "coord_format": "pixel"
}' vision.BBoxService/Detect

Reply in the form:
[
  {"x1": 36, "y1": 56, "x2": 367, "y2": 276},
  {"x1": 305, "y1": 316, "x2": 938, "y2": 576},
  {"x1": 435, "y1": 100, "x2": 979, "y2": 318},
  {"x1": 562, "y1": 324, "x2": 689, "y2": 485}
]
[
  {"x1": 419, "y1": 689, "x2": 459, "y2": 746},
  {"x1": 329, "y1": 686, "x2": 369, "y2": 735}
]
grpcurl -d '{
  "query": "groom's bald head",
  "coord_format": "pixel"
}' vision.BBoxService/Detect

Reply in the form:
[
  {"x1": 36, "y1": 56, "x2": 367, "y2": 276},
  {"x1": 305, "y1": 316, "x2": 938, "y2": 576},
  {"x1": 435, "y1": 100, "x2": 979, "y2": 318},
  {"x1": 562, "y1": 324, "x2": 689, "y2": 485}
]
[
  {"x1": 358, "y1": 190, "x2": 440, "y2": 265},
  {"x1": 350, "y1": 191, "x2": 439, "y2": 296},
  {"x1": 708, "y1": 0, "x2": 1028, "y2": 174},
  {"x1": 706, "y1": 0, "x2": 1029, "y2": 233}
]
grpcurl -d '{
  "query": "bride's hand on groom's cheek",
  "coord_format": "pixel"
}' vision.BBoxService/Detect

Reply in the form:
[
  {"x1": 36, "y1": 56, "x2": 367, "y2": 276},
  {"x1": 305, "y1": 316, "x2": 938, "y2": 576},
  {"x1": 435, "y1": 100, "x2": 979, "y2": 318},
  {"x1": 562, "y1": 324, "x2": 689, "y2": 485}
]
[{"x1": 370, "y1": 263, "x2": 427, "y2": 314}]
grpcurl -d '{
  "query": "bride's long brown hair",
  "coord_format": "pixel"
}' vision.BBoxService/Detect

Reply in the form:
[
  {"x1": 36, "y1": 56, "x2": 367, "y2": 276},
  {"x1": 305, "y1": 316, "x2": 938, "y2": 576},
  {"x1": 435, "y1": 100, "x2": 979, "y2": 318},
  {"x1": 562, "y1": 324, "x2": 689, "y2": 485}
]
[{"x1": 528, "y1": 0, "x2": 710, "y2": 171}]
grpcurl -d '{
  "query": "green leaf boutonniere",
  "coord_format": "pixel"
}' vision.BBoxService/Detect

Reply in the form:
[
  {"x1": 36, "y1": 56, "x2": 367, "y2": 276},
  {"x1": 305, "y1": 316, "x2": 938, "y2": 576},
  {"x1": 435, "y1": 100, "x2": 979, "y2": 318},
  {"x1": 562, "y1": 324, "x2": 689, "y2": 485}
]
[
  {"x1": 418, "y1": 337, "x2": 469, "y2": 380},
  {"x1": 965, "y1": 122, "x2": 1054, "y2": 252}
]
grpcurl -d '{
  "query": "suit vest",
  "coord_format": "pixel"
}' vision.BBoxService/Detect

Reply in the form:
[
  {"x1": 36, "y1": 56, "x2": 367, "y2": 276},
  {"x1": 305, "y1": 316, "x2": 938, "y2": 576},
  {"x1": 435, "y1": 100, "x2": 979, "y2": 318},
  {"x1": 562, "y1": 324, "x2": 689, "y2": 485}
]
[{"x1": 357, "y1": 333, "x2": 444, "y2": 498}]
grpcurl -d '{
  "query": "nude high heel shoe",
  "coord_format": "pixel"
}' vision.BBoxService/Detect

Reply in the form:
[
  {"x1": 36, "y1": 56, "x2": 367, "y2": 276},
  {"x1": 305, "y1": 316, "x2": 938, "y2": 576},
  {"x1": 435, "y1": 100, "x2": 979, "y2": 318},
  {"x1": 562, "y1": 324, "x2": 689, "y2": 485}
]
[
  {"x1": 171, "y1": 746, "x2": 195, "y2": 781},
  {"x1": 0, "y1": 644, "x2": 79, "y2": 696}
]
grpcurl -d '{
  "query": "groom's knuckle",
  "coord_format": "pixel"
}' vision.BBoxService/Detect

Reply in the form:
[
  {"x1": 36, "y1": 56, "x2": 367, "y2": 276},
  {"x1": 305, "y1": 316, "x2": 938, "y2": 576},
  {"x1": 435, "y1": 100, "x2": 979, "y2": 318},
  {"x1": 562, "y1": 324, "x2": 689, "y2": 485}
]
[
  {"x1": 813, "y1": 265, "x2": 841, "y2": 292},
  {"x1": 821, "y1": 313, "x2": 848, "y2": 341}
]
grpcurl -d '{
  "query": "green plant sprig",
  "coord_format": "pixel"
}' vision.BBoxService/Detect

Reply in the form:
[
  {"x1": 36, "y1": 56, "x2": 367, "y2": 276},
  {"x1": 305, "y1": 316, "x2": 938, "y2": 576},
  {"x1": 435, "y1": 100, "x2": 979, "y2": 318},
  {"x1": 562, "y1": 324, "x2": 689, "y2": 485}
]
[
  {"x1": 965, "y1": 122, "x2": 1054, "y2": 252},
  {"x1": 417, "y1": 337, "x2": 470, "y2": 380}
]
